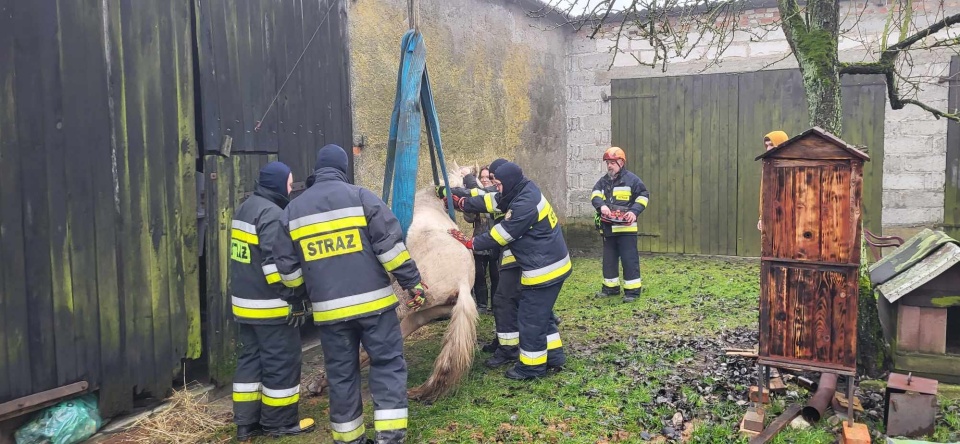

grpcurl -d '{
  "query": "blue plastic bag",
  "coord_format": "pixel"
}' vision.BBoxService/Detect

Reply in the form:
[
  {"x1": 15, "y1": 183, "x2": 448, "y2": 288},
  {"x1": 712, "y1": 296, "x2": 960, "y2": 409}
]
[{"x1": 15, "y1": 394, "x2": 102, "y2": 444}]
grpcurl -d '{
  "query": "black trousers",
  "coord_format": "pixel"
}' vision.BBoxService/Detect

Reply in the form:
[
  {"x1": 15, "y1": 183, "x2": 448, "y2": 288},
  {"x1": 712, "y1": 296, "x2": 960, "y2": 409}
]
[
  {"x1": 318, "y1": 310, "x2": 407, "y2": 444},
  {"x1": 492, "y1": 267, "x2": 520, "y2": 354},
  {"x1": 601, "y1": 235, "x2": 642, "y2": 297},
  {"x1": 233, "y1": 322, "x2": 302, "y2": 428},
  {"x1": 514, "y1": 280, "x2": 567, "y2": 377},
  {"x1": 473, "y1": 252, "x2": 500, "y2": 309}
]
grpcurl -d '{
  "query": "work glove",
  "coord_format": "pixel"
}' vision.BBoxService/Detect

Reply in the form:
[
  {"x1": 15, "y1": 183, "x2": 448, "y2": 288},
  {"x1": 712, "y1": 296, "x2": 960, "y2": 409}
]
[
  {"x1": 435, "y1": 185, "x2": 448, "y2": 199},
  {"x1": 406, "y1": 282, "x2": 428, "y2": 311},
  {"x1": 447, "y1": 228, "x2": 473, "y2": 250},
  {"x1": 287, "y1": 298, "x2": 310, "y2": 327}
]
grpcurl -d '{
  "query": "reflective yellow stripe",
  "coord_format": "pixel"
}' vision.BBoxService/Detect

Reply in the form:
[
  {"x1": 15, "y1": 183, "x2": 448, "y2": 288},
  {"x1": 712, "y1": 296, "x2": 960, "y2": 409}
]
[
  {"x1": 231, "y1": 229, "x2": 259, "y2": 245},
  {"x1": 602, "y1": 278, "x2": 619, "y2": 288},
  {"x1": 490, "y1": 224, "x2": 512, "y2": 246},
  {"x1": 484, "y1": 193, "x2": 498, "y2": 213},
  {"x1": 591, "y1": 190, "x2": 604, "y2": 200},
  {"x1": 262, "y1": 393, "x2": 299, "y2": 406},
  {"x1": 312, "y1": 289, "x2": 398, "y2": 323},
  {"x1": 291, "y1": 216, "x2": 367, "y2": 241},
  {"x1": 262, "y1": 385, "x2": 300, "y2": 407},
  {"x1": 265, "y1": 273, "x2": 281, "y2": 284},
  {"x1": 520, "y1": 256, "x2": 572, "y2": 286},
  {"x1": 623, "y1": 278, "x2": 642, "y2": 290},
  {"x1": 233, "y1": 392, "x2": 261, "y2": 402},
  {"x1": 381, "y1": 250, "x2": 411, "y2": 272},
  {"x1": 375, "y1": 419, "x2": 408, "y2": 431},
  {"x1": 612, "y1": 223, "x2": 638, "y2": 233},
  {"x1": 635, "y1": 195, "x2": 649, "y2": 207},
  {"x1": 547, "y1": 333, "x2": 562, "y2": 350},
  {"x1": 233, "y1": 305, "x2": 290, "y2": 319},
  {"x1": 332, "y1": 425, "x2": 366, "y2": 442},
  {"x1": 520, "y1": 349, "x2": 547, "y2": 366},
  {"x1": 498, "y1": 332, "x2": 519, "y2": 346},
  {"x1": 282, "y1": 276, "x2": 303, "y2": 288},
  {"x1": 501, "y1": 254, "x2": 516, "y2": 265}
]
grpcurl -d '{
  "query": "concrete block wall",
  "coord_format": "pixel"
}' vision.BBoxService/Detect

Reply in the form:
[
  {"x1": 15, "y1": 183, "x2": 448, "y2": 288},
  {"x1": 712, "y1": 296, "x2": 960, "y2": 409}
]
[{"x1": 564, "y1": 0, "x2": 960, "y2": 231}]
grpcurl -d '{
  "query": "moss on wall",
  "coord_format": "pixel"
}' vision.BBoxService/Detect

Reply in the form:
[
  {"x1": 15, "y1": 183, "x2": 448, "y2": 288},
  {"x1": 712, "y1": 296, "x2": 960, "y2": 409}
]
[{"x1": 348, "y1": 0, "x2": 566, "y2": 215}]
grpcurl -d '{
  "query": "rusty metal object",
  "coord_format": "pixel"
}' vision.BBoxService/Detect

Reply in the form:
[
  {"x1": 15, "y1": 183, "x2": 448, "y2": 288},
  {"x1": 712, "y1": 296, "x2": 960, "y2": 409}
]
[
  {"x1": 0, "y1": 381, "x2": 89, "y2": 421},
  {"x1": 801, "y1": 373, "x2": 838, "y2": 423},
  {"x1": 884, "y1": 372, "x2": 939, "y2": 438}
]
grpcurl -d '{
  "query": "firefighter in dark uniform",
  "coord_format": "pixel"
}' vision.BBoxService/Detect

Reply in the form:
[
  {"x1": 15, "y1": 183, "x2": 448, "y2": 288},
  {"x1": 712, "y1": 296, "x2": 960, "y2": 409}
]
[
  {"x1": 447, "y1": 161, "x2": 569, "y2": 380},
  {"x1": 438, "y1": 159, "x2": 561, "y2": 369},
  {"x1": 229, "y1": 161, "x2": 316, "y2": 441},
  {"x1": 274, "y1": 144, "x2": 426, "y2": 444},
  {"x1": 591, "y1": 147, "x2": 650, "y2": 302}
]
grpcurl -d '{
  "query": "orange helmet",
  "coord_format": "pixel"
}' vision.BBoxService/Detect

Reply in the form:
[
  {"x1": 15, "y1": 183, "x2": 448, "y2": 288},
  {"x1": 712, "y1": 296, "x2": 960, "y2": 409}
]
[{"x1": 603, "y1": 147, "x2": 626, "y2": 163}]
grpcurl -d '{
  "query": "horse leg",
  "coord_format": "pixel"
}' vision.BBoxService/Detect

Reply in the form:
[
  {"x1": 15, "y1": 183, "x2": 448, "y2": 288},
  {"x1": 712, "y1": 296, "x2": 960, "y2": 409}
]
[{"x1": 306, "y1": 305, "x2": 455, "y2": 395}]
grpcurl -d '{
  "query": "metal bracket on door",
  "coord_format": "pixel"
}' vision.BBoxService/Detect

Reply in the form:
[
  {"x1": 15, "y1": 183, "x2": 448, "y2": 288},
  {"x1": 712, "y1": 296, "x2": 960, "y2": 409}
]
[{"x1": 601, "y1": 91, "x2": 658, "y2": 102}]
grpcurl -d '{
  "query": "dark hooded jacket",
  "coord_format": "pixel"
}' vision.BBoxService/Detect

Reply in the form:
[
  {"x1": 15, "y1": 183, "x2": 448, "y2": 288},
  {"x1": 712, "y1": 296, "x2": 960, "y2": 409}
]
[
  {"x1": 465, "y1": 162, "x2": 572, "y2": 288},
  {"x1": 273, "y1": 145, "x2": 422, "y2": 325},
  {"x1": 228, "y1": 161, "x2": 300, "y2": 325}
]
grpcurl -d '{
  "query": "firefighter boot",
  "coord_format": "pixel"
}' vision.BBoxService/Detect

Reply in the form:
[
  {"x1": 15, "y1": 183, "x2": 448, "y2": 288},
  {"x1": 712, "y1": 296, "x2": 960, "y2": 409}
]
[
  {"x1": 485, "y1": 346, "x2": 519, "y2": 368},
  {"x1": 264, "y1": 418, "x2": 317, "y2": 437},
  {"x1": 236, "y1": 423, "x2": 262, "y2": 442},
  {"x1": 375, "y1": 429, "x2": 406, "y2": 444}
]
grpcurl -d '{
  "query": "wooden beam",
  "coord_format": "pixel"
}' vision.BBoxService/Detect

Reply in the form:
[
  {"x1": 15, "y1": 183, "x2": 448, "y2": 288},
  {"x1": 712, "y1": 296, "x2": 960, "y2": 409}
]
[
  {"x1": 749, "y1": 403, "x2": 802, "y2": 444},
  {"x1": 0, "y1": 381, "x2": 89, "y2": 421}
]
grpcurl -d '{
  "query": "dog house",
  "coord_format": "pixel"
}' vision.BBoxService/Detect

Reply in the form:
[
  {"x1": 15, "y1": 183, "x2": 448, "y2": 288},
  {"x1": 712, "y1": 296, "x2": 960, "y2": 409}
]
[
  {"x1": 871, "y1": 229, "x2": 960, "y2": 383},
  {"x1": 755, "y1": 127, "x2": 869, "y2": 375}
]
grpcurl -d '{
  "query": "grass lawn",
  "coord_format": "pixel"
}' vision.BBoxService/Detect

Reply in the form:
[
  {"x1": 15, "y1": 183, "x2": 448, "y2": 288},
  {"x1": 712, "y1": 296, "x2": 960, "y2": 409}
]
[{"x1": 213, "y1": 254, "x2": 960, "y2": 443}]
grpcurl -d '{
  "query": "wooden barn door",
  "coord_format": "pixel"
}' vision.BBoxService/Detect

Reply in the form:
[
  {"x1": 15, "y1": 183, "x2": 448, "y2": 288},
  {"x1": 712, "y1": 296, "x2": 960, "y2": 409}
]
[
  {"x1": 611, "y1": 70, "x2": 885, "y2": 257},
  {"x1": 946, "y1": 55, "x2": 960, "y2": 240}
]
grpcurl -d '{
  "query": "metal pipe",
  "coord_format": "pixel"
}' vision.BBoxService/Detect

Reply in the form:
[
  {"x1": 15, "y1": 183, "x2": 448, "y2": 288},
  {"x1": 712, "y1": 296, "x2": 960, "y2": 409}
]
[{"x1": 801, "y1": 373, "x2": 838, "y2": 423}]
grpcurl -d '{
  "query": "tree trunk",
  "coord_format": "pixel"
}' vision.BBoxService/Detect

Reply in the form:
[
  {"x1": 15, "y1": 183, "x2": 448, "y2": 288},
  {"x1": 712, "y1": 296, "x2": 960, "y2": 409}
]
[{"x1": 781, "y1": 0, "x2": 891, "y2": 376}]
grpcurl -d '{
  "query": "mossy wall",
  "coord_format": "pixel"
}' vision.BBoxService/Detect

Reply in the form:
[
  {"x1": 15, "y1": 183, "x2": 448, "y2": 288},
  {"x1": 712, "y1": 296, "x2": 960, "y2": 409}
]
[{"x1": 348, "y1": 0, "x2": 568, "y2": 217}]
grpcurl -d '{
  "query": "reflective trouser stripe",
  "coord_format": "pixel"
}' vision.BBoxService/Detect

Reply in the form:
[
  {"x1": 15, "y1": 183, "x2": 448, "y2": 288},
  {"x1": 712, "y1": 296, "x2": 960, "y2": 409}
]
[
  {"x1": 232, "y1": 296, "x2": 290, "y2": 319},
  {"x1": 374, "y1": 408, "x2": 408, "y2": 431},
  {"x1": 623, "y1": 278, "x2": 642, "y2": 290},
  {"x1": 262, "y1": 385, "x2": 300, "y2": 407},
  {"x1": 602, "y1": 278, "x2": 619, "y2": 288},
  {"x1": 312, "y1": 287, "x2": 398, "y2": 323},
  {"x1": 519, "y1": 348, "x2": 547, "y2": 366},
  {"x1": 233, "y1": 382, "x2": 262, "y2": 402},
  {"x1": 331, "y1": 417, "x2": 366, "y2": 442},
  {"x1": 497, "y1": 332, "x2": 520, "y2": 346},
  {"x1": 546, "y1": 333, "x2": 562, "y2": 350},
  {"x1": 520, "y1": 255, "x2": 572, "y2": 286}
]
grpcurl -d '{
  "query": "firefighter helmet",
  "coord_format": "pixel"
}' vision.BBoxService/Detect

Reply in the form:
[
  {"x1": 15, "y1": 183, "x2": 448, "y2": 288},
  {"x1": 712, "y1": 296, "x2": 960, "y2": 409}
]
[{"x1": 603, "y1": 147, "x2": 626, "y2": 163}]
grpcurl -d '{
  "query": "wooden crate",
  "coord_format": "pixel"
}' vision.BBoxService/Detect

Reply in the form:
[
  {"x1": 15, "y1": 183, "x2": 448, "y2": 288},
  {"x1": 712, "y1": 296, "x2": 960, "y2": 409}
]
[{"x1": 757, "y1": 127, "x2": 869, "y2": 375}]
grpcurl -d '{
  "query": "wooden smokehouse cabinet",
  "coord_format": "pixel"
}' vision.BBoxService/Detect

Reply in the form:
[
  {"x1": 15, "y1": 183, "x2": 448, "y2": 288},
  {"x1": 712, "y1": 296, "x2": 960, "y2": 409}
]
[{"x1": 756, "y1": 127, "x2": 869, "y2": 375}]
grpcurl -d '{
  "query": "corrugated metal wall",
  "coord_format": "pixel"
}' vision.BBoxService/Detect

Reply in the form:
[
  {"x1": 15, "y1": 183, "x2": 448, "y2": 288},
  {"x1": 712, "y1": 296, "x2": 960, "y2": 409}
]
[{"x1": 0, "y1": 0, "x2": 200, "y2": 417}]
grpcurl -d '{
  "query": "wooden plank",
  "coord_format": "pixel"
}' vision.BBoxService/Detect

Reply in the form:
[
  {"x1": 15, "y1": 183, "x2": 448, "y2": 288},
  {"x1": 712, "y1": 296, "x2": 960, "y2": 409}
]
[
  {"x1": 820, "y1": 164, "x2": 852, "y2": 263},
  {"x1": 233, "y1": 0, "x2": 254, "y2": 152},
  {"x1": 791, "y1": 268, "x2": 815, "y2": 361},
  {"x1": 58, "y1": 0, "x2": 107, "y2": 391},
  {"x1": 174, "y1": 0, "x2": 202, "y2": 361},
  {"x1": 793, "y1": 167, "x2": 822, "y2": 262},
  {"x1": 647, "y1": 77, "x2": 662, "y2": 253},
  {"x1": 98, "y1": 0, "x2": 132, "y2": 416},
  {"x1": 748, "y1": 403, "x2": 802, "y2": 444},
  {"x1": 688, "y1": 75, "x2": 701, "y2": 254},
  {"x1": 916, "y1": 307, "x2": 948, "y2": 354},
  {"x1": 768, "y1": 137, "x2": 861, "y2": 160},
  {"x1": 841, "y1": 76, "x2": 885, "y2": 235},
  {"x1": 118, "y1": 0, "x2": 157, "y2": 393},
  {"x1": 211, "y1": 0, "x2": 240, "y2": 153},
  {"x1": 275, "y1": 0, "x2": 298, "y2": 167},
  {"x1": 895, "y1": 352, "x2": 960, "y2": 379},
  {"x1": 194, "y1": 0, "x2": 222, "y2": 154},
  {"x1": 721, "y1": 74, "x2": 738, "y2": 256},
  {"x1": 258, "y1": 0, "x2": 280, "y2": 153},
  {"x1": 769, "y1": 167, "x2": 796, "y2": 258},
  {"x1": 770, "y1": 265, "x2": 789, "y2": 357},
  {"x1": 654, "y1": 77, "x2": 669, "y2": 253},
  {"x1": 0, "y1": 0, "x2": 31, "y2": 400},
  {"x1": 637, "y1": 78, "x2": 654, "y2": 252},
  {"x1": 833, "y1": 270, "x2": 858, "y2": 369},
  {"x1": 850, "y1": 161, "x2": 864, "y2": 265},
  {"x1": 14, "y1": 0, "x2": 60, "y2": 394},
  {"x1": 736, "y1": 71, "x2": 758, "y2": 256},
  {"x1": 816, "y1": 272, "x2": 842, "y2": 363},
  {"x1": 0, "y1": 381, "x2": 89, "y2": 421},
  {"x1": 759, "y1": 261, "x2": 773, "y2": 357},
  {"x1": 946, "y1": 56, "x2": 960, "y2": 240}
]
